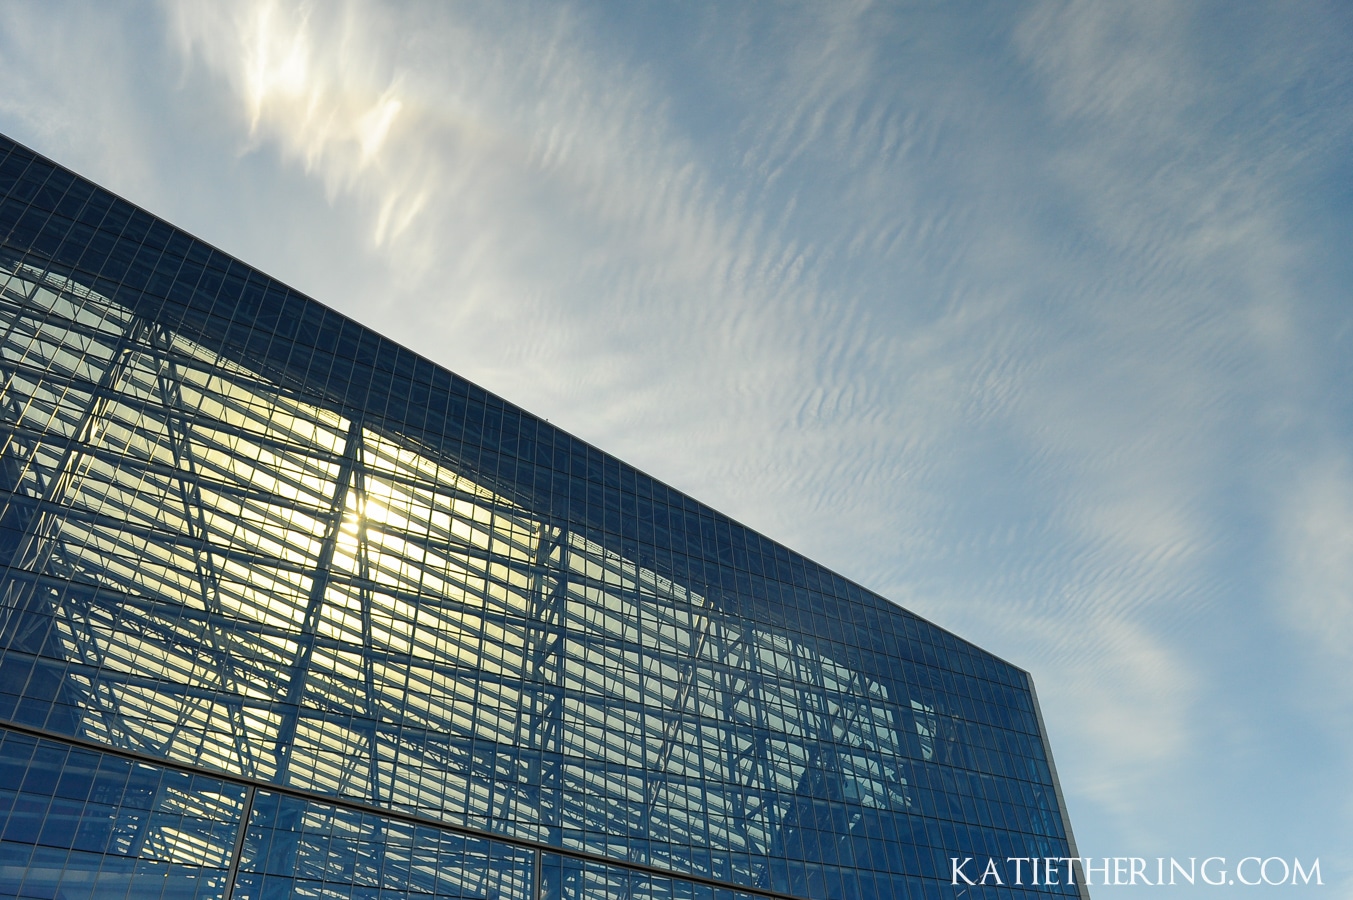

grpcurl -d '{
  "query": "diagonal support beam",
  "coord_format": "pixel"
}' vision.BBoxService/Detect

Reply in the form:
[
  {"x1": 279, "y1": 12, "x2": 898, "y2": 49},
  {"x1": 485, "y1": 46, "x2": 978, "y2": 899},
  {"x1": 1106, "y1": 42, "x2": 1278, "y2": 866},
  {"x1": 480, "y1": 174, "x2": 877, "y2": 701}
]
[
  {"x1": 272, "y1": 415, "x2": 364, "y2": 781},
  {"x1": 7, "y1": 315, "x2": 146, "y2": 580},
  {"x1": 148, "y1": 322, "x2": 257, "y2": 775},
  {"x1": 639, "y1": 591, "x2": 716, "y2": 857},
  {"x1": 503, "y1": 522, "x2": 568, "y2": 840}
]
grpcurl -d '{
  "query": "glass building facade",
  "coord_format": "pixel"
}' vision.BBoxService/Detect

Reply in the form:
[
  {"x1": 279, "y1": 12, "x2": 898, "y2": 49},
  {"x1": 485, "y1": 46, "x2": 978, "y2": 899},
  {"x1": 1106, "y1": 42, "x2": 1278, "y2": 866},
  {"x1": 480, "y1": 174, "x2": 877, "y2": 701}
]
[{"x1": 0, "y1": 132, "x2": 1085, "y2": 900}]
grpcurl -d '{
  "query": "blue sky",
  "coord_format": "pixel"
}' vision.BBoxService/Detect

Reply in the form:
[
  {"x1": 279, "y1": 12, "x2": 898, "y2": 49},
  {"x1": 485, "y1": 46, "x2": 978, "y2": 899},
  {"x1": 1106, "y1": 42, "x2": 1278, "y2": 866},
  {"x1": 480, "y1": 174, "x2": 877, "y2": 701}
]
[{"x1": 3, "y1": 1, "x2": 1351, "y2": 895}]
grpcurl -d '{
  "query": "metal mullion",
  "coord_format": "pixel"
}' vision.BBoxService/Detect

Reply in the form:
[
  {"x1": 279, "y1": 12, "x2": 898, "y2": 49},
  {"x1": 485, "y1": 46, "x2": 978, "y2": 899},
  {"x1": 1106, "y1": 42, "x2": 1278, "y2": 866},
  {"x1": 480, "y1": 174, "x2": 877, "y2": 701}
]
[
  {"x1": 352, "y1": 455, "x2": 385, "y2": 810},
  {"x1": 788, "y1": 644, "x2": 841, "y2": 798},
  {"x1": 51, "y1": 535, "x2": 209, "y2": 614},
  {"x1": 497, "y1": 522, "x2": 566, "y2": 839},
  {"x1": 391, "y1": 526, "x2": 540, "y2": 578},
  {"x1": 2, "y1": 362, "x2": 351, "y2": 472},
  {"x1": 57, "y1": 466, "x2": 188, "y2": 539},
  {"x1": 0, "y1": 320, "x2": 143, "y2": 680},
  {"x1": 0, "y1": 277, "x2": 45, "y2": 313},
  {"x1": 213, "y1": 404, "x2": 344, "y2": 482},
  {"x1": 1, "y1": 568, "x2": 313, "y2": 678},
  {"x1": 148, "y1": 321, "x2": 258, "y2": 773},
  {"x1": 36, "y1": 514, "x2": 212, "y2": 602},
  {"x1": 227, "y1": 509, "x2": 325, "y2": 573},
  {"x1": 0, "y1": 336, "x2": 122, "y2": 404},
  {"x1": 0, "y1": 313, "x2": 54, "y2": 380},
  {"x1": 58, "y1": 581, "x2": 276, "y2": 682},
  {"x1": 158, "y1": 411, "x2": 346, "y2": 475},
  {"x1": 761, "y1": 644, "x2": 835, "y2": 870},
  {"x1": 221, "y1": 783, "x2": 256, "y2": 900},
  {"x1": 359, "y1": 462, "x2": 525, "y2": 524},
  {"x1": 3, "y1": 330, "x2": 112, "y2": 397},
  {"x1": 48, "y1": 580, "x2": 122, "y2": 740},
  {"x1": 714, "y1": 624, "x2": 775, "y2": 859},
  {"x1": 5, "y1": 315, "x2": 142, "y2": 577},
  {"x1": 639, "y1": 590, "x2": 716, "y2": 855},
  {"x1": 134, "y1": 338, "x2": 312, "y2": 405},
  {"x1": 220, "y1": 447, "x2": 339, "y2": 515},
  {"x1": 359, "y1": 541, "x2": 533, "y2": 613},
  {"x1": 309, "y1": 442, "x2": 394, "y2": 881},
  {"x1": 198, "y1": 377, "x2": 289, "y2": 437},
  {"x1": 86, "y1": 442, "x2": 337, "y2": 532},
  {"x1": 0, "y1": 368, "x2": 64, "y2": 433},
  {"x1": 228, "y1": 429, "x2": 343, "y2": 501},
  {"x1": 0, "y1": 419, "x2": 174, "y2": 483},
  {"x1": 11, "y1": 376, "x2": 97, "y2": 446},
  {"x1": 229, "y1": 495, "x2": 330, "y2": 564},
  {"x1": 0, "y1": 286, "x2": 129, "y2": 350},
  {"x1": 355, "y1": 536, "x2": 420, "y2": 592},
  {"x1": 88, "y1": 610, "x2": 245, "y2": 693},
  {"x1": 132, "y1": 441, "x2": 335, "y2": 511},
  {"x1": 270, "y1": 416, "x2": 362, "y2": 782},
  {"x1": 9, "y1": 501, "x2": 479, "y2": 613}
]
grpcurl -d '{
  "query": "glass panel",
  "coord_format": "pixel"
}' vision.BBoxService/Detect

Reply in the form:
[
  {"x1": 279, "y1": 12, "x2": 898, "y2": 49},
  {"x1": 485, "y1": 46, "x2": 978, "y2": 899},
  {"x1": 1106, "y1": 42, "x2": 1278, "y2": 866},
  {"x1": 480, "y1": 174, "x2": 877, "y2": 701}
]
[
  {"x1": 0, "y1": 727, "x2": 245, "y2": 900},
  {"x1": 541, "y1": 852, "x2": 766, "y2": 900},
  {"x1": 235, "y1": 790, "x2": 533, "y2": 900},
  {"x1": 0, "y1": 138, "x2": 1083, "y2": 900}
]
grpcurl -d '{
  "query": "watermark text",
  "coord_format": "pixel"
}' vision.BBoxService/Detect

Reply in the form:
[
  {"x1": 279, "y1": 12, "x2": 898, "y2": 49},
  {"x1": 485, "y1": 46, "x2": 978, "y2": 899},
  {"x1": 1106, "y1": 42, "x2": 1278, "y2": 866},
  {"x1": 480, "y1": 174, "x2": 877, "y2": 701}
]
[{"x1": 950, "y1": 857, "x2": 1322, "y2": 887}]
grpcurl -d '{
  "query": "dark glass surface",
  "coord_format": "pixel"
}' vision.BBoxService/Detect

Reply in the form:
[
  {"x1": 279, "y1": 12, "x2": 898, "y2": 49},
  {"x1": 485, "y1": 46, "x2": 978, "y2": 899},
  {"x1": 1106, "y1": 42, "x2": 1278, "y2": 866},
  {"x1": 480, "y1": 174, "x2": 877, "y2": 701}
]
[
  {"x1": 0, "y1": 132, "x2": 1082, "y2": 899},
  {"x1": 0, "y1": 730, "x2": 243, "y2": 900}
]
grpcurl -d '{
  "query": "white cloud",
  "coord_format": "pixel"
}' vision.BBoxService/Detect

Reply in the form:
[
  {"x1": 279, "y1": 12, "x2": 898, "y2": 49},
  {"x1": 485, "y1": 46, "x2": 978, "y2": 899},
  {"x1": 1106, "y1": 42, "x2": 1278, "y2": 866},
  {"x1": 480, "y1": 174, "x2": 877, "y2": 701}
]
[
  {"x1": 160, "y1": 1, "x2": 886, "y2": 518},
  {"x1": 0, "y1": 3, "x2": 164, "y2": 200},
  {"x1": 1282, "y1": 454, "x2": 1353, "y2": 680},
  {"x1": 6, "y1": 0, "x2": 1350, "y2": 875},
  {"x1": 168, "y1": 1, "x2": 432, "y2": 248}
]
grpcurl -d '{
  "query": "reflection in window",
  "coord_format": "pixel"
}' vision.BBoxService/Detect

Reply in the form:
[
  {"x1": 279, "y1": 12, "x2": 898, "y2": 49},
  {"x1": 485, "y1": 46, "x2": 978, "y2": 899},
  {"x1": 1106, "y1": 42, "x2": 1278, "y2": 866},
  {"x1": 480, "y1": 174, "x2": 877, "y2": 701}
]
[{"x1": 0, "y1": 241, "x2": 1072, "y2": 899}]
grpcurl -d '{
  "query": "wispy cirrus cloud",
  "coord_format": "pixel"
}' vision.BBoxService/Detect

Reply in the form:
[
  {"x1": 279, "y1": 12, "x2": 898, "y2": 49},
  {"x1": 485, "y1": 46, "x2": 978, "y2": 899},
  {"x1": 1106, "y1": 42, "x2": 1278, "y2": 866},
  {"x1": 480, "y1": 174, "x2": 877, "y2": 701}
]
[
  {"x1": 967, "y1": 0, "x2": 1353, "y2": 856},
  {"x1": 1282, "y1": 451, "x2": 1353, "y2": 709},
  {"x1": 159, "y1": 0, "x2": 905, "y2": 525},
  {"x1": 167, "y1": 1, "x2": 428, "y2": 248},
  {"x1": 3, "y1": 0, "x2": 1351, "y2": 882}
]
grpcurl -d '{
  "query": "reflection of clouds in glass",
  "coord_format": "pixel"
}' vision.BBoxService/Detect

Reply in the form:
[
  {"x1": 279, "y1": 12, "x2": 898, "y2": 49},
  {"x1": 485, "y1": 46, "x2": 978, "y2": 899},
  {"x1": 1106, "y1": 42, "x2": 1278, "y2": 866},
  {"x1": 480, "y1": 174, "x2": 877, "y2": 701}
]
[
  {"x1": 6, "y1": 255, "x2": 1031, "y2": 889},
  {"x1": 3, "y1": 0, "x2": 1346, "y2": 879}
]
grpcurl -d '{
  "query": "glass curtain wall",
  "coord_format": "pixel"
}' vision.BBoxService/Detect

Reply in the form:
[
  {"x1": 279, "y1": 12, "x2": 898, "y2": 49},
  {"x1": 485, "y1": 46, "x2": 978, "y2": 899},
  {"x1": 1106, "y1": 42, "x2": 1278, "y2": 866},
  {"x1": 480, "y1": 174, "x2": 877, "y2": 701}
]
[{"x1": 0, "y1": 134, "x2": 1084, "y2": 900}]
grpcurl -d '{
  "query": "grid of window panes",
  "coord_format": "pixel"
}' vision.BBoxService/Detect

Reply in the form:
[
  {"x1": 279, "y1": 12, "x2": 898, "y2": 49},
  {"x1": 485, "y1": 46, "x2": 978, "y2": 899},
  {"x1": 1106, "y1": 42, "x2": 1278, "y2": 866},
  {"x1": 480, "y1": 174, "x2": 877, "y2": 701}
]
[{"x1": 0, "y1": 133, "x2": 1084, "y2": 900}]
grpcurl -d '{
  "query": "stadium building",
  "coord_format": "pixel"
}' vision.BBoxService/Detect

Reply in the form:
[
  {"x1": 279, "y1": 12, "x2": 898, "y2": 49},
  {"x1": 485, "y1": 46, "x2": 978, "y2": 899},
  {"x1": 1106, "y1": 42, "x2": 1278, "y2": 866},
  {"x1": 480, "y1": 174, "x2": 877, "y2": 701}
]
[{"x1": 0, "y1": 133, "x2": 1085, "y2": 900}]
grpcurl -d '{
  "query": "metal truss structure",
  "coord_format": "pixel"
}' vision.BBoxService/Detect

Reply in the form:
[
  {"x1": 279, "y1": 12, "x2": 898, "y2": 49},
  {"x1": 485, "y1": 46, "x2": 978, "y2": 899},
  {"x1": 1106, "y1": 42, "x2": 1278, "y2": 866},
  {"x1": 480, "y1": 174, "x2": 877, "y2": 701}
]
[
  {"x1": 0, "y1": 259, "x2": 922, "y2": 896},
  {"x1": 0, "y1": 132, "x2": 1084, "y2": 900}
]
